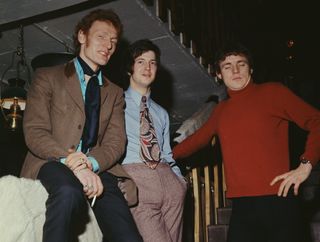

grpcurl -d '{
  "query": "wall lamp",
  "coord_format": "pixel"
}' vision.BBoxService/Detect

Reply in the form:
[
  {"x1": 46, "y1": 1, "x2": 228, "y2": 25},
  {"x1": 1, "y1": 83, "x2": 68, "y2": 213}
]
[{"x1": 0, "y1": 25, "x2": 30, "y2": 131}]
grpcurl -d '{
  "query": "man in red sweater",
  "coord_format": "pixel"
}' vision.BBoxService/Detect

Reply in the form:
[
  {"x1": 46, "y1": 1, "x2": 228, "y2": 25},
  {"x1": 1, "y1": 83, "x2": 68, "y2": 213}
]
[{"x1": 173, "y1": 42, "x2": 320, "y2": 242}]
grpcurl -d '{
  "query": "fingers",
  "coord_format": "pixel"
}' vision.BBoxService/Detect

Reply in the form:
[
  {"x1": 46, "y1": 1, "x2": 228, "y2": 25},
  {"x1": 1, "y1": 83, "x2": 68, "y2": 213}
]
[
  {"x1": 70, "y1": 157, "x2": 87, "y2": 171},
  {"x1": 270, "y1": 172, "x2": 288, "y2": 186},
  {"x1": 65, "y1": 151, "x2": 80, "y2": 168},
  {"x1": 96, "y1": 177, "x2": 104, "y2": 196},
  {"x1": 82, "y1": 177, "x2": 96, "y2": 198},
  {"x1": 85, "y1": 184, "x2": 96, "y2": 198},
  {"x1": 270, "y1": 172, "x2": 291, "y2": 197},
  {"x1": 277, "y1": 178, "x2": 301, "y2": 197},
  {"x1": 73, "y1": 162, "x2": 87, "y2": 172},
  {"x1": 271, "y1": 170, "x2": 305, "y2": 197},
  {"x1": 66, "y1": 152, "x2": 92, "y2": 171},
  {"x1": 87, "y1": 176, "x2": 104, "y2": 198},
  {"x1": 270, "y1": 176, "x2": 280, "y2": 186},
  {"x1": 75, "y1": 169, "x2": 102, "y2": 199},
  {"x1": 85, "y1": 159, "x2": 93, "y2": 171},
  {"x1": 278, "y1": 179, "x2": 291, "y2": 197},
  {"x1": 293, "y1": 183, "x2": 300, "y2": 196}
]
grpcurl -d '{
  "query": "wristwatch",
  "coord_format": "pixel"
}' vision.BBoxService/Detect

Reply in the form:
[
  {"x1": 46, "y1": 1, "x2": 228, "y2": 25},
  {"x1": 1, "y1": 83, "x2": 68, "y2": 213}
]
[{"x1": 300, "y1": 158, "x2": 311, "y2": 165}]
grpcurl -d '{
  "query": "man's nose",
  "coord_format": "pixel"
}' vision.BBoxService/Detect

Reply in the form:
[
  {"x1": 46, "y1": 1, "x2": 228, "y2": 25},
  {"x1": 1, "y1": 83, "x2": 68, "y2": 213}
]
[
  {"x1": 104, "y1": 38, "x2": 112, "y2": 50},
  {"x1": 232, "y1": 66, "x2": 239, "y2": 73},
  {"x1": 145, "y1": 63, "x2": 151, "y2": 70}
]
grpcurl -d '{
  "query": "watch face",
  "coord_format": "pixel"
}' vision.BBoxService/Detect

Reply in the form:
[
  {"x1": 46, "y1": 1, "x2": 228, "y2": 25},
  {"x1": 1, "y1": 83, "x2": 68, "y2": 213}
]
[{"x1": 301, "y1": 159, "x2": 310, "y2": 164}]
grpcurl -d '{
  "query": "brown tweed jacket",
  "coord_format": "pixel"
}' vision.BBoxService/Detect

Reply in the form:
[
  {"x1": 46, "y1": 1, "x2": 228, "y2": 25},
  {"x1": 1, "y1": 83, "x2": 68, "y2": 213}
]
[{"x1": 20, "y1": 61, "x2": 137, "y2": 206}]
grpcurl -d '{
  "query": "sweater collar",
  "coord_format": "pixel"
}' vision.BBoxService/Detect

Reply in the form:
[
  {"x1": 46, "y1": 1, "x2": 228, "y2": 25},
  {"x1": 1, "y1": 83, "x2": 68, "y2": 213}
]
[{"x1": 227, "y1": 81, "x2": 255, "y2": 98}]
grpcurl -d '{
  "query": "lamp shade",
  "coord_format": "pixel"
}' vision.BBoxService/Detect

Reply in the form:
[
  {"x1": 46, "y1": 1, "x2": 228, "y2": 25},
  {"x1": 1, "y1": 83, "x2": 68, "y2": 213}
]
[{"x1": 31, "y1": 52, "x2": 75, "y2": 71}]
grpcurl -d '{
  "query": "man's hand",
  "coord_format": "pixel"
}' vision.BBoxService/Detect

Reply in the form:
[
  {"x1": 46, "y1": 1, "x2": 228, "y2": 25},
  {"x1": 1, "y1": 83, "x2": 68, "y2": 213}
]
[
  {"x1": 270, "y1": 163, "x2": 312, "y2": 197},
  {"x1": 74, "y1": 168, "x2": 103, "y2": 198},
  {"x1": 65, "y1": 149, "x2": 93, "y2": 171}
]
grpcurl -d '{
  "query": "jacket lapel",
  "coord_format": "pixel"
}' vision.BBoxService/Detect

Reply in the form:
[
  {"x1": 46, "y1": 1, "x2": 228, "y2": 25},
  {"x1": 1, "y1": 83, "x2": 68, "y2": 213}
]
[
  {"x1": 100, "y1": 77, "x2": 110, "y2": 106},
  {"x1": 64, "y1": 63, "x2": 110, "y2": 128},
  {"x1": 64, "y1": 62, "x2": 85, "y2": 114}
]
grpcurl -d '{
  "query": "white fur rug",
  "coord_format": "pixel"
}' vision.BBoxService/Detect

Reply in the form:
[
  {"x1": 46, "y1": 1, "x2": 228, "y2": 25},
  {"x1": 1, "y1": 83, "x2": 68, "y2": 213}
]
[{"x1": 0, "y1": 175, "x2": 102, "y2": 242}]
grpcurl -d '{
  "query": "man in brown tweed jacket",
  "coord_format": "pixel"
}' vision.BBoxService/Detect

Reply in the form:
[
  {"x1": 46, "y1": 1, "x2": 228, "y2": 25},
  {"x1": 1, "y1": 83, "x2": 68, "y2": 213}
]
[{"x1": 20, "y1": 9, "x2": 142, "y2": 242}]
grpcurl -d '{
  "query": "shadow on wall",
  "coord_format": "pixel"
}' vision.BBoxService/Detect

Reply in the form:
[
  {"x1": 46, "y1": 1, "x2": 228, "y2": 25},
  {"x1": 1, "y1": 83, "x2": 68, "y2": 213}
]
[{"x1": 151, "y1": 66, "x2": 174, "y2": 112}]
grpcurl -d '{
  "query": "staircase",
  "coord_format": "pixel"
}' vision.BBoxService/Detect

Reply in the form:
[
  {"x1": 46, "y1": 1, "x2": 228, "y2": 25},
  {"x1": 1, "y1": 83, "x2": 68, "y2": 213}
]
[
  {"x1": 188, "y1": 164, "x2": 320, "y2": 242},
  {"x1": 207, "y1": 206, "x2": 231, "y2": 242},
  {"x1": 184, "y1": 158, "x2": 232, "y2": 242}
]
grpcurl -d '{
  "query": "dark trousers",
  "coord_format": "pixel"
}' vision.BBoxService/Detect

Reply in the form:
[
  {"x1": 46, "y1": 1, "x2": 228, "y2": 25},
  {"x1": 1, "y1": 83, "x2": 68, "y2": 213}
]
[
  {"x1": 227, "y1": 194, "x2": 303, "y2": 242},
  {"x1": 38, "y1": 162, "x2": 142, "y2": 242}
]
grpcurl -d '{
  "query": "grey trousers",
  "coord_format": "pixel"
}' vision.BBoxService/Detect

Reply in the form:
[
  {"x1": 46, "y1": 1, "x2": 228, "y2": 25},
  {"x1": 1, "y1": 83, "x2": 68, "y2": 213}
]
[{"x1": 123, "y1": 162, "x2": 187, "y2": 242}]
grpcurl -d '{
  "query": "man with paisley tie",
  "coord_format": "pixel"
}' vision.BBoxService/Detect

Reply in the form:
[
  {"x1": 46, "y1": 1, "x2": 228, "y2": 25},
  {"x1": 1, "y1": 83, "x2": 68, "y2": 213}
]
[{"x1": 121, "y1": 39, "x2": 187, "y2": 242}]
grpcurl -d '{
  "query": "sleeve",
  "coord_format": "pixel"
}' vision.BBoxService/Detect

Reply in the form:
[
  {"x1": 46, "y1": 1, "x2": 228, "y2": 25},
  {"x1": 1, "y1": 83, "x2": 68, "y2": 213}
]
[
  {"x1": 160, "y1": 110, "x2": 183, "y2": 177},
  {"x1": 172, "y1": 104, "x2": 220, "y2": 160},
  {"x1": 88, "y1": 88, "x2": 126, "y2": 172},
  {"x1": 275, "y1": 84, "x2": 320, "y2": 164},
  {"x1": 87, "y1": 156, "x2": 99, "y2": 172},
  {"x1": 23, "y1": 69, "x2": 68, "y2": 160}
]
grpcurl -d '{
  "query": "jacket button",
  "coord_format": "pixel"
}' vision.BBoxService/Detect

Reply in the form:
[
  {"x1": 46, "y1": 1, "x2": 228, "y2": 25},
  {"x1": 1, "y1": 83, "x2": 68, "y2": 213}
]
[{"x1": 78, "y1": 124, "x2": 82, "y2": 129}]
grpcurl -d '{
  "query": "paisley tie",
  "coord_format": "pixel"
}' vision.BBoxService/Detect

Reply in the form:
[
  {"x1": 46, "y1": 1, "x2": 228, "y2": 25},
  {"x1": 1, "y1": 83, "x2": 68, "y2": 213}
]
[{"x1": 139, "y1": 96, "x2": 160, "y2": 169}]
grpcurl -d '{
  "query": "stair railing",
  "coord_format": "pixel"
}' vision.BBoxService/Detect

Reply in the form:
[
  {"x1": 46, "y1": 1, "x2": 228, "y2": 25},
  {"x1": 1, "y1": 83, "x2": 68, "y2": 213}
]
[
  {"x1": 186, "y1": 137, "x2": 226, "y2": 242},
  {"x1": 141, "y1": 0, "x2": 233, "y2": 75}
]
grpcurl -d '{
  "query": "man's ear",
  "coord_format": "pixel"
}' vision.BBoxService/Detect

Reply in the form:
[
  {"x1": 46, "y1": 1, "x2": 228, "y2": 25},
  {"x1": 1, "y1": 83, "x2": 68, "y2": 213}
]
[
  {"x1": 250, "y1": 69, "x2": 253, "y2": 74},
  {"x1": 78, "y1": 30, "x2": 86, "y2": 44},
  {"x1": 216, "y1": 72, "x2": 222, "y2": 80}
]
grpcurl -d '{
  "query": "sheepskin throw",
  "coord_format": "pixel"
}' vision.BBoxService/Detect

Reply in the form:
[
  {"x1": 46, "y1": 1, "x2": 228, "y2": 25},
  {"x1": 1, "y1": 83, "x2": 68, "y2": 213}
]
[{"x1": 0, "y1": 175, "x2": 102, "y2": 242}]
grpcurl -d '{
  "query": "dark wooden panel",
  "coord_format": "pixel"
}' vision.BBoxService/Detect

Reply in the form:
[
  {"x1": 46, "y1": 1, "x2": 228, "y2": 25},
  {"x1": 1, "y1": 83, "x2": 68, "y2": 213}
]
[
  {"x1": 0, "y1": 113, "x2": 27, "y2": 177},
  {"x1": 158, "y1": 0, "x2": 234, "y2": 65}
]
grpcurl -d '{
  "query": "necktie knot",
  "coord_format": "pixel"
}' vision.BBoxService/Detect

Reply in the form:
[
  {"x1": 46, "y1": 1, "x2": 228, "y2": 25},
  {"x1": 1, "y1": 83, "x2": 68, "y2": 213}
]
[
  {"x1": 77, "y1": 56, "x2": 100, "y2": 77},
  {"x1": 141, "y1": 96, "x2": 148, "y2": 110},
  {"x1": 87, "y1": 76, "x2": 99, "y2": 88}
]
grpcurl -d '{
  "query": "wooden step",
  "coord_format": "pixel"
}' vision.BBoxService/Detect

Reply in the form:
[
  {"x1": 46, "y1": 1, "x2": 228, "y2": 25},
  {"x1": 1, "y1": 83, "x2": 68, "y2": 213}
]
[
  {"x1": 310, "y1": 222, "x2": 320, "y2": 242},
  {"x1": 207, "y1": 224, "x2": 228, "y2": 242},
  {"x1": 217, "y1": 207, "x2": 232, "y2": 225}
]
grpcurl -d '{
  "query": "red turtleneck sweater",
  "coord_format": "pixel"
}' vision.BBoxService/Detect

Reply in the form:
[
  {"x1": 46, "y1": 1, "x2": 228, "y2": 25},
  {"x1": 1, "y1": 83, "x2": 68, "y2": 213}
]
[{"x1": 173, "y1": 82, "x2": 320, "y2": 198}]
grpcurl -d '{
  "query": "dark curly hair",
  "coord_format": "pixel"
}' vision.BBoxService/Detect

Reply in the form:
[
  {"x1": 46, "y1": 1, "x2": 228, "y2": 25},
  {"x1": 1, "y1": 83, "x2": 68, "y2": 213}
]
[
  {"x1": 125, "y1": 39, "x2": 161, "y2": 75},
  {"x1": 214, "y1": 42, "x2": 253, "y2": 74}
]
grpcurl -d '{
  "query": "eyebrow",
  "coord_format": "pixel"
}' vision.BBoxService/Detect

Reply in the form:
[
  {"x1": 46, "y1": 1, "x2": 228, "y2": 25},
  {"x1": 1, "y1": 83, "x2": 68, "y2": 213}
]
[
  {"x1": 99, "y1": 31, "x2": 118, "y2": 39},
  {"x1": 221, "y1": 59, "x2": 248, "y2": 67},
  {"x1": 237, "y1": 60, "x2": 248, "y2": 64},
  {"x1": 135, "y1": 57, "x2": 157, "y2": 62}
]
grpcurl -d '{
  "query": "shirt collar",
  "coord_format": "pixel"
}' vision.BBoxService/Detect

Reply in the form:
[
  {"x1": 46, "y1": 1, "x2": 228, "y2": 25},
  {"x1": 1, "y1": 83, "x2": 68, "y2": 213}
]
[
  {"x1": 74, "y1": 58, "x2": 103, "y2": 86},
  {"x1": 127, "y1": 86, "x2": 151, "y2": 108}
]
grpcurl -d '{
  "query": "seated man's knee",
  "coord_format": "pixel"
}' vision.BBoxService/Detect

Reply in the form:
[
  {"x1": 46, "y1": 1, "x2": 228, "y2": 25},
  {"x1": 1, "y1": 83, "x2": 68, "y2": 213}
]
[
  {"x1": 39, "y1": 162, "x2": 88, "y2": 212},
  {"x1": 54, "y1": 184, "x2": 86, "y2": 207}
]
